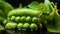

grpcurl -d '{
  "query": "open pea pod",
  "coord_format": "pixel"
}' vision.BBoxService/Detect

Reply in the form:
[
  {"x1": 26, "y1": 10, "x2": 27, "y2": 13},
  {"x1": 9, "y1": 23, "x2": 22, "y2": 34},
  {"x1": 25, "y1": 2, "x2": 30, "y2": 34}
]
[{"x1": 47, "y1": 6, "x2": 60, "y2": 33}]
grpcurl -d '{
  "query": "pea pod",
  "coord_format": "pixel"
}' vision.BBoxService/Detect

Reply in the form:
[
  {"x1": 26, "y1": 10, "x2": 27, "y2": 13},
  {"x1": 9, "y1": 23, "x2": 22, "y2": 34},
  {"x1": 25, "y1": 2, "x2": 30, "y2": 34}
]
[{"x1": 8, "y1": 8, "x2": 40, "y2": 17}]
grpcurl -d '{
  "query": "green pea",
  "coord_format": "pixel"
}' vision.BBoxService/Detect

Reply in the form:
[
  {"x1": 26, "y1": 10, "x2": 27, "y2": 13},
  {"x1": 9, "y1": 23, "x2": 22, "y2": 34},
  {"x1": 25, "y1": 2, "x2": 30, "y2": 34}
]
[
  {"x1": 32, "y1": 17, "x2": 39, "y2": 23},
  {"x1": 11, "y1": 16, "x2": 16, "y2": 21},
  {"x1": 17, "y1": 23, "x2": 23, "y2": 29},
  {"x1": 21, "y1": 16, "x2": 26, "y2": 22},
  {"x1": 15, "y1": 17, "x2": 20, "y2": 22},
  {"x1": 30, "y1": 23, "x2": 38, "y2": 30},
  {"x1": 26, "y1": 16, "x2": 31, "y2": 22},
  {"x1": 23, "y1": 23, "x2": 30, "y2": 29}
]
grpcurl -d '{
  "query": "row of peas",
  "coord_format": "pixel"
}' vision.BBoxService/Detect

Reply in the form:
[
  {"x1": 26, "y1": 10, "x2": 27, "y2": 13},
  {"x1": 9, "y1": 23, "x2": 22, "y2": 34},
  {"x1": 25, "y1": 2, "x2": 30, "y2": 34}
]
[
  {"x1": 5, "y1": 22, "x2": 39, "y2": 30},
  {"x1": 7, "y1": 16, "x2": 40, "y2": 23}
]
